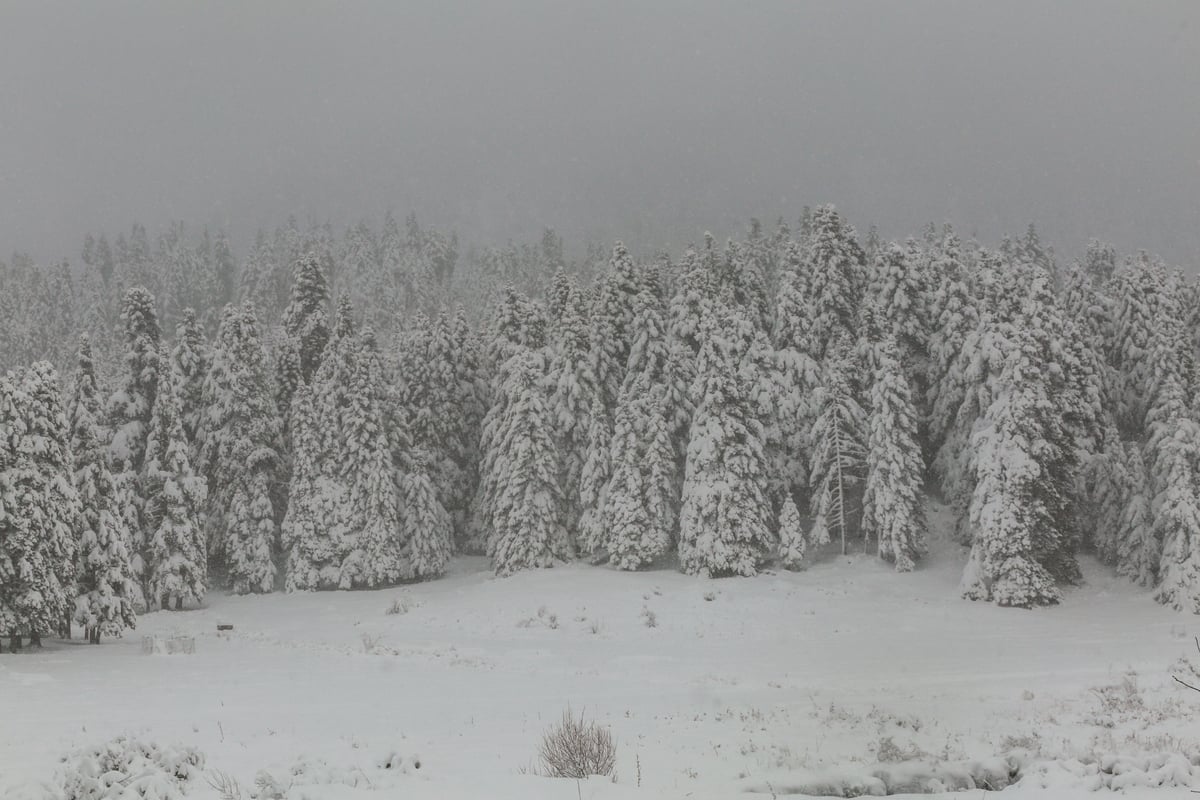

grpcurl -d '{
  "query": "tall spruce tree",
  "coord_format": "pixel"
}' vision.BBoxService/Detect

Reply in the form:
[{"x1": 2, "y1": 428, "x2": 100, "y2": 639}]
[
  {"x1": 808, "y1": 342, "x2": 868, "y2": 555},
  {"x1": 143, "y1": 347, "x2": 207, "y2": 610},
  {"x1": 68, "y1": 338, "x2": 137, "y2": 641},
  {"x1": 861, "y1": 335, "x2": 926, "y2": 571},
  {"x1": 481, "y1": 349, "x2": 570, "y2": 575},
  {"x1": 677, "y1": 304, "x2": 773, "y2": 577},
  {"x1": 960, "y1": 324, "x2": 1061, "y2": 608},
  {"x1": 200, "y1": 303, "x2": 282, "y2": 593},
  {"x1": 1, "y1": 364, "x2": 80, "y2": 645},
  {"x1": 170, "y1": 309, "x2": 209, "y2": 446}
]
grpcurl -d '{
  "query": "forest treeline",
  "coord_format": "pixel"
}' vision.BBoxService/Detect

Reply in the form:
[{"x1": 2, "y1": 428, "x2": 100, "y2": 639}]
[{"x1": 2, "y1": 206, "x2": 1198, "y2": 648}]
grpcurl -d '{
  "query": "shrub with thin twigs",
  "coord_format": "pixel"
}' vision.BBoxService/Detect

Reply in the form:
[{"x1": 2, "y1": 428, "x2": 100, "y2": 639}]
[{"x1": 538, "y1": 708, "x2": 617, "y2": 779}]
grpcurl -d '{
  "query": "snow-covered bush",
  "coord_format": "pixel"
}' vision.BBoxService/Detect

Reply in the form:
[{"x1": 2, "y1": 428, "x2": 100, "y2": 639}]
[
  {"x1": 538, "y1": 708, "x2": 617, "y2": 779},
  {"x1": 60, "y1": 736, "x2": 204, "y2": 800}
]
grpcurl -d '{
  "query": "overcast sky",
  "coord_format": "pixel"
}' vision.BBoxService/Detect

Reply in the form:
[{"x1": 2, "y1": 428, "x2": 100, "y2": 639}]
[{"x1": 1, "y1": 1, "x2": 1197, "y2": 266}]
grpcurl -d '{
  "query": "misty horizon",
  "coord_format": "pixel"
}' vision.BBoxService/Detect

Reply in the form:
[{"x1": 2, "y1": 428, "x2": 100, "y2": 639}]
[{"x1": 2, "y1": 1, "x2": 1199, "y2": 266}]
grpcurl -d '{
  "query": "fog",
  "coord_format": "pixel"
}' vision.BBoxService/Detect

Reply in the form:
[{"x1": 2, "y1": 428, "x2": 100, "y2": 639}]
[{"x1": 2, "y1": 0, "x2": 1198, "y2": 265}]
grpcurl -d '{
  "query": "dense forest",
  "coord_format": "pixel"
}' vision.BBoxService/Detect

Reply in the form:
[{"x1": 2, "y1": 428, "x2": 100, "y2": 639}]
[{"x1": 2, "y1": 206, "x2": 1198, "y2": 648}]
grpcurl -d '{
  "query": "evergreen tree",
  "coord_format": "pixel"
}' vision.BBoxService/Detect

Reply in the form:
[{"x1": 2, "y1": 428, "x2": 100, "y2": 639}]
[
  {"x1": 808, "y1": 343, "x2": 868, "y2": 555},
  {"x1": 547, "y1": 285, "x2": 597, "y2": 535},
  {"x1": 777, "y1": 494, "x2": 806, "y2": 570},
  {"x1": 960, "y1": 326, "x2": 1061, "y2": 608},
  {"x1": 1115, "y1": 442, "x2": 1155, "y2": 587},
  {"x1": 481, "y1": 350, "x2": 570, "y2": 575},
  {"x1": 396, "y1": 451, "x2": 453, "y2": 580},
  {"x1": 281, "y1": 252, "x2": 331, "y2": 388},
  {"x1": 589, "y1": 242, "x2": 642, "y2": 414},
  {"x1": 340, "y1": 335, "x2": 408, "y2": 587},
  {"x1": 926, "y1": 232, "x2": 978, "y2": 460},
  {"x1": 678, "y1": 306, "x2": 773, "y2": 577},
  {"x1": 861, "y1": 336, "x2": 926, "y2": 571},
  {"x1": 0, "y1": 363, "x2": 80, "y2": 645},
  {"x1": 199, "y1": 303, "x2": 282, "y2": 593},
  {"x1": 143, "y1": 348, "x2": 207, "y2": 610},
  {"x1": 1144, "y1": 317, "x2": 1200, "y2": 612},
  {"x1": 68, "y1": 338, "x2": 137, "y2": 641},
  {"x1": 1082, "y1": 239, "x2": 1117, "y2": 286},
  {"x1": 170, "y1": 309, "x2": 209, "y2": 446},
  {"x1": 107, "y1": 287, "x2": 162, "y2": 474},
  {"x1": 281, "y1": 383, "x2": 346, "y2": 591},
  {"x1": 803, "y1": 205, "x2": 865, "y2": 361},
  {"x1": 1107, "y1": 255, "x2": 1167, "y2": 437}
]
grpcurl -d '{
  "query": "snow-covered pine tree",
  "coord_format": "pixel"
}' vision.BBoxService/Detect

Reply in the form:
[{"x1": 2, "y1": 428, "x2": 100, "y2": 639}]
[
  {"x1": 868, "y1": 242, "x2": 928, "y2": 368},
  {"x1": 6, "y1": 363, "x2": 81, "y2": 644},
  {"x1": 804, "y1": 205, "x2": 866, "y2": 362},
  {"x1": 1144, "y1": 314, "x2": 1200, "y2": 612},
  {"x1": 340, "y1": 333, "x2": 408, "y2": 587},
  {"x1": 1107, "y1": 254, "x2": 1167, "y2": 437},
  {"x1": 677, "y1": 302, "x2": 774, "y2": 577},
  {"x1": 960, "y1": 324, "x2": 1061, "y2": 608},
  {"x1": 547, "y1": 284, "x2": 597, "y2": 536},
  {"x1": 1082, "y1": 239, "x2": 1117, "y2": 286},
  {"x1": 169, "y1": 309, "x2": 208, "y2": 446},
  {"x1": 281, "y1": 252, "x2": 331, "y2": 389},
  {"x1": 602, "y1": 377, "x2": 675, "y2": 570},
  {"x1": 1115, "y1": 442, "x2": 1155, "y2": 587},
  {"x1": 925, "y1": 232, "x2": 978, "y2": 462},
  {"x1": 777, "y1": 493, "x2": 805, "y2": 570},
  {"x1": 546, "y1": 265, "x2": 573, "y2": 326},
  {"x1": 200, "y1": 303, "x2": 282, "y2": 593},
  {"x1": 574, "y1": 399, "x2": 613, "y2": 557},
  {"x1": 281, "y1": 382, "x2": 346, "y2": 591},
  {"x1": 396, "y1": 449, "x2": 454, "y2": 581},
  {"x1": 861, "y1": 335, "x2": 926, "y2": 571},
  {"x1": 106, "y1": 287, "x2": 162, "y2": 553},
  {"x1": 772, "y1": 237, "x2": 823, "y2": 504},
  {"x1": 589, "y1": 242, "x2": 642, "y2": 415},
  {"x1": 482, "y1": 349, "x2": 570, "y2": 575},
  {"x1": 808, "y1": 341, "x2": 868, "y2": 556},
  {"x1": 1085, "y1": 417, "x2": 1128, "y2": 567},
  {"x1": 142, "y1": 347, "x2": 207, "y2": 610},
  {"x1": 68, "y1": 338, "x2": 137, "y2": 641}
]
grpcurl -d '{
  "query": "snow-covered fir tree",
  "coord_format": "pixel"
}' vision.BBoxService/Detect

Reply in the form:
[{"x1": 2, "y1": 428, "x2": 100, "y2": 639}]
[
  {"x1": 547, "y1": 284, "x2": 597, "y2": 536},
  {"x1": 280, "y1": 252, "x2": 331, "y2": 396},
  {"x1": 106, "y1": 287, "x2": 163, "y2": 566},
  {"x1": 169, "y1": 309, "x2": 208, "y2": 446},
  {"x1": 142, "y1": 347, "x2": 207, "y2": 610},
  {"x1": 67, "y1": 338, "x2": 137, "y2": 641},
  {"x1": 1143, "y1": 314, "x2": 1200, "y2": 612},
  {"x1": 803, "y1": 205, "x2": 866, "y2": 361},
  {"x1": 861, "y1": 335, "x2": 926, "y2": 571},
  {"x1": 777, "y1": 493, "x2": 806, "y2": 570},
  {"x1": 0, "y1": 363, "x2": 81, "y2": 644},
  {"x1": 281, "y1": 383, "x2": 346, "y2": 591},
  {"x1": 480, "y1": 349, "x2": 571, "y2": 576},
  {"x1": 199, "y1": 303, "x2": 282, "y2": 593},
  {"x1": 589, "y1": 242, "x2": 642, "y2": 415},
  {"x1": 808, "y1": 341, "x2": 868, "y2": 556},
  {"x1": 677, "y1": 303, "x2": 774, "y2": 577},
  {"x1": 960, "y1": 324, "x2": 1063, "y2": 608}
]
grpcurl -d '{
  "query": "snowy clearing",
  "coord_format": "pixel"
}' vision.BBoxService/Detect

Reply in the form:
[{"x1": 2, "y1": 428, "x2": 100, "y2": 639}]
[{"x1": 3, "y1": 532, "x2": 1198, "y2": 799}]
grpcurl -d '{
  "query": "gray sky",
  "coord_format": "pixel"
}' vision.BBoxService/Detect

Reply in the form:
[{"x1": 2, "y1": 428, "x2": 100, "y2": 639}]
[{"x1": 1, "y1": 0, "x2": 1198, "y2": 266}]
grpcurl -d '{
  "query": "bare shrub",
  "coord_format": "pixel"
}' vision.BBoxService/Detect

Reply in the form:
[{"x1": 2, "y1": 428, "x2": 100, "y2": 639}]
[
  {"x1": 538, "y1": 708, "x2": 617, "y2": 779},
  {"x1": 385, "y1": 597, "x2": 410, "y2": 616}
]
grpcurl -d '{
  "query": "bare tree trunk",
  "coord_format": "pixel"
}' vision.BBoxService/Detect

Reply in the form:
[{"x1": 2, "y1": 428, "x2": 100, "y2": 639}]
[
  {"x1": 8, "y1": 634, "x2": 20, "y2": 651},
  {"x1": 29, "y1": 632, "x2": 42, "y2": 648}
]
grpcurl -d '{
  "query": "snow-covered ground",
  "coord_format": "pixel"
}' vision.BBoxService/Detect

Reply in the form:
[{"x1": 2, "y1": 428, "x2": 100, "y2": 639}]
[{"x1": 3, "y1": 521, "x2": 1199, "y2": 799}]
